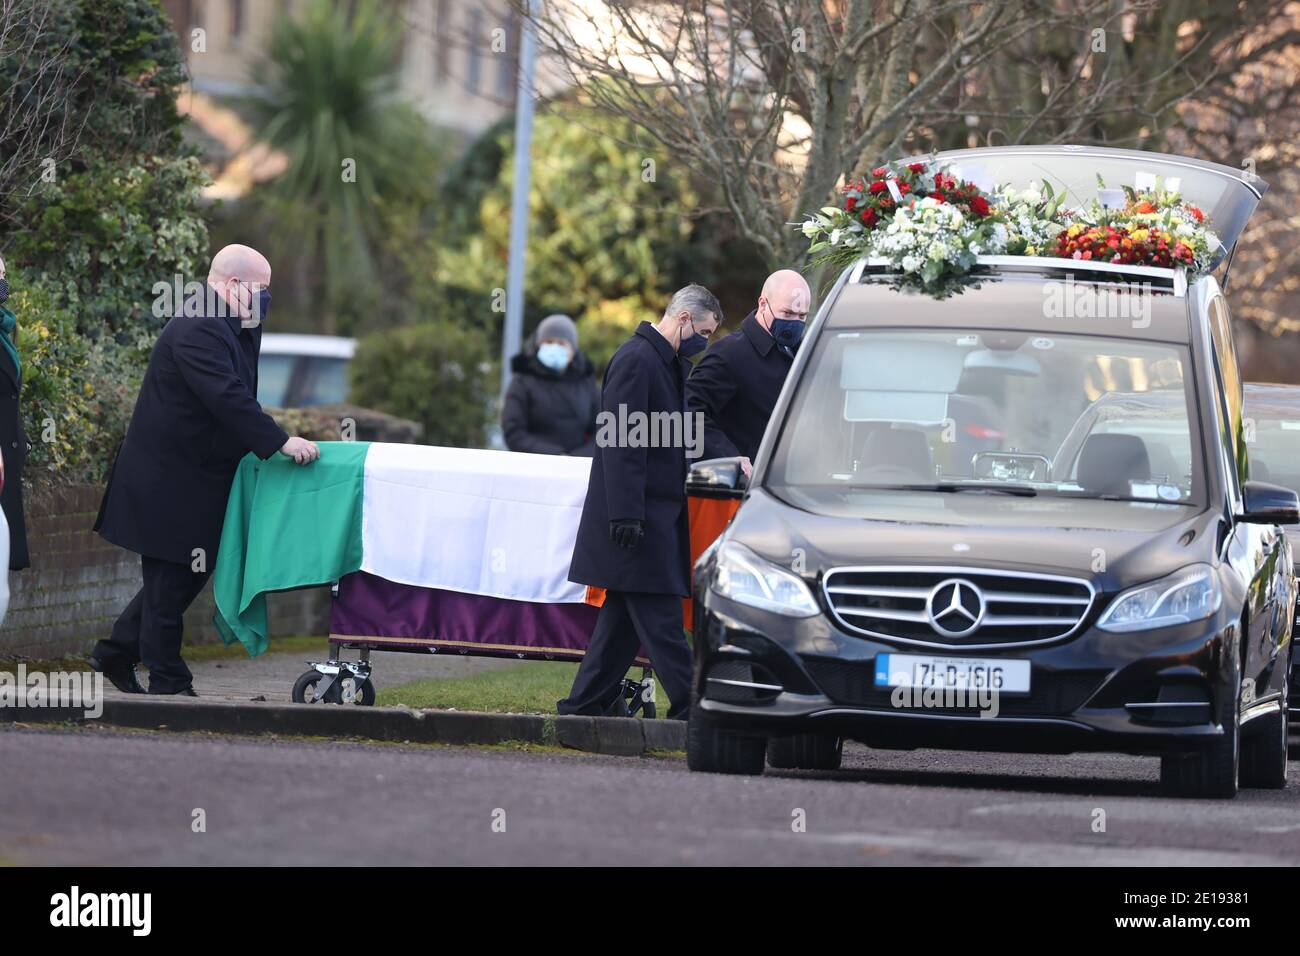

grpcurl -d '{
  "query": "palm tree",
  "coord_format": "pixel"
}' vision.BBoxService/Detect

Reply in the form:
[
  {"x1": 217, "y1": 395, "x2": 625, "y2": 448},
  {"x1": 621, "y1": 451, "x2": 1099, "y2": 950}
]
[{"x1": 248, "y1": 0, "x2": 435, "y2": 332}]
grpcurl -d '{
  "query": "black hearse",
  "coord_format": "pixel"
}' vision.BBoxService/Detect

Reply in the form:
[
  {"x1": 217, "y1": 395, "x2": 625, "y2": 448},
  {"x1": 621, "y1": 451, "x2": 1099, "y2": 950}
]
[{"x1": 686, "y1": 147, "x2": 1298, "y2": 798}]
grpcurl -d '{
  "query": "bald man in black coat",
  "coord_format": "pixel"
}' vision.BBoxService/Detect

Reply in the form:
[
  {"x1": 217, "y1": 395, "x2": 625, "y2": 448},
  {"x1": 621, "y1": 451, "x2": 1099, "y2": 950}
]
[
  {"x1": 91, "y1": 245, "x2": 320, "y2": 695},
  {"x1": 686, "y1": 269, "x2": 811, "y2": 468}
]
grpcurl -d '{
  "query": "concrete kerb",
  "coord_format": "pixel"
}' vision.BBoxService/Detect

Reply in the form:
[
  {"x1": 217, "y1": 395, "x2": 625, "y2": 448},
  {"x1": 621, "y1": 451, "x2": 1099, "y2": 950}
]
[{"x1": 0, "y1": 696, "x2": 687, "y2": 755}]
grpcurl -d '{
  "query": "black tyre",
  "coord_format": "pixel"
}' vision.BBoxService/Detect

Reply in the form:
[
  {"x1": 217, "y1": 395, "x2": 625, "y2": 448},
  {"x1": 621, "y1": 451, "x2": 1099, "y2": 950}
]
[
  {"x1": 1160, "y1": 684, "x2": 1240, "y2": 799},
  {"x1": 292, "y1": 670, "x2": 328, "y2": 704},
  {"x1": 686, "y1": 683, "x2": 766, "y2": 775},
  {"x1": 1241, "y1": 667, "x2": 1288, "y2": 789},
  {"x1": 767, "y1": 733, "x2": 843, "y2": 770}
]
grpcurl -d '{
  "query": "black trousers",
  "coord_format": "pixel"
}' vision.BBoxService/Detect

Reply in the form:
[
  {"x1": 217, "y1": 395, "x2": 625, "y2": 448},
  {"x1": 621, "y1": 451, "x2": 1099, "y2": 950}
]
[
  {"x1": 558, "y1": 590, "x2": 693, "y2": 720},
  {"x1": 93, "y1": 555, "x2": 212, "y2": 694}
]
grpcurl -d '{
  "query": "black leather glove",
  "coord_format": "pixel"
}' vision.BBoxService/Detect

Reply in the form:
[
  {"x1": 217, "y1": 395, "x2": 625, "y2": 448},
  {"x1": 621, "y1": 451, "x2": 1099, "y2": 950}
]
[{"x1": 609, "y1": 518, "x2": 645, "y2": 550}]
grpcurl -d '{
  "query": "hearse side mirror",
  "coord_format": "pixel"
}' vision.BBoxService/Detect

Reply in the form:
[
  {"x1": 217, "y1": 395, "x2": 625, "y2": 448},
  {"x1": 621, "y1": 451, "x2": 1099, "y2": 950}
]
[
  {"x1": 1240, "y1": 480, "x2": 1300, "y2": 525},
  {"x1": 686, "y1": 457, "x2": 749, "y2": 500}
]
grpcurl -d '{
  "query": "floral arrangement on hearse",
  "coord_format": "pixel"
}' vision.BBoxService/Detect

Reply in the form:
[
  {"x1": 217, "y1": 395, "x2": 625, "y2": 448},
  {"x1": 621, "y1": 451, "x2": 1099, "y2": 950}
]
[
  {"x1": 801, "y1": 162, "x2": 1222, "y2": 294},
  {"x1": 1054, "y1": 179, "x2": 1220, "y2": 272}
]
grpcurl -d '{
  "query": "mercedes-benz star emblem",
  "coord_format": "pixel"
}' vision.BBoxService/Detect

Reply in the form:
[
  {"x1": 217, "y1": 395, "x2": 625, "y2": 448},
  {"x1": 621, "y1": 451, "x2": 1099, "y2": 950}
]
[{"x1": 925, "y1": 578, "x2": 986, "y2": 637}]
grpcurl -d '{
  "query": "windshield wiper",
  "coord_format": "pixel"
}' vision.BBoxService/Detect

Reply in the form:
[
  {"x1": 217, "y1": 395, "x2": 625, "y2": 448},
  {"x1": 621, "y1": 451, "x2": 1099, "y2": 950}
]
[
  {"x1": 857, "y1": 482, "x2": 1039, "y2": 497},
  {"x1": 1062, "y1": 491, "x2": 1190, "y2": 505}
]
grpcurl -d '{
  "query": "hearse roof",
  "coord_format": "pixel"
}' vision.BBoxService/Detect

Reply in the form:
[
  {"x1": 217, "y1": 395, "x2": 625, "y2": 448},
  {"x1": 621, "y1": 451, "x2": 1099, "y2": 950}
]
[{"x1": 825, "y1": 271, "x2": 1192, "y2": 344}]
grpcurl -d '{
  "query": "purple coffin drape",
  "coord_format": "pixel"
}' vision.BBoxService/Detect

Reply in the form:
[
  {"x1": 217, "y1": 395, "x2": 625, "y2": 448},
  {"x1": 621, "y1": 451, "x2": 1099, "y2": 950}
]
[{"x1": 329, "y1": 571, "x2": 651, "y2": 665}]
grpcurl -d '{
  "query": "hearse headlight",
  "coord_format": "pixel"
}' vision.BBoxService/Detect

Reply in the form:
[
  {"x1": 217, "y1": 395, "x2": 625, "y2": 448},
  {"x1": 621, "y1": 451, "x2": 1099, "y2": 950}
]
[
  {"x1": 1097, "y1": 564, "x2": 1222, "y2": 632},
  {"x1": 711, "y1": 542, "x2": 819, "y2": 617}
]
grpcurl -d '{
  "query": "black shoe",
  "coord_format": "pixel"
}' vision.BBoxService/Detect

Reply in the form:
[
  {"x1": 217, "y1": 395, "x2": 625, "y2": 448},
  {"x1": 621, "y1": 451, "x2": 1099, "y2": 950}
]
[
  {"x1": 150, "y1": 686, "x2": 197, "y2": 697},
  {"x1": 89, "y1": 655, "x2": 146, "y2": 694}
]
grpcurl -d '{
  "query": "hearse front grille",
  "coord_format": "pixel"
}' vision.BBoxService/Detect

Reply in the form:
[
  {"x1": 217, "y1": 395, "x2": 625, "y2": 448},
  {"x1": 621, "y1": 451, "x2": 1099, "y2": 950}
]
[{"x1": 822, "y1": 566, "x2": 1095, "y2": 649}]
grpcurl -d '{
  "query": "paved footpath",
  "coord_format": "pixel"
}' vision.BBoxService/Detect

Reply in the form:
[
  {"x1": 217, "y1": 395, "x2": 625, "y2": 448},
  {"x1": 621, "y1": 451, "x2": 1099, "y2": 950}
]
[{"x1": 113, "y1": 645, "x2": 519, "y2": 705}]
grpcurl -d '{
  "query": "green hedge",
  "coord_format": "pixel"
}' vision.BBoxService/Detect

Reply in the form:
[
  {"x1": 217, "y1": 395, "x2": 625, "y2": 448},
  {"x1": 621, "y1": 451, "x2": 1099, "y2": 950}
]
[
  {"x1": 7, "y1": 272, "x2": 142, "y2": 490},
  {"x1": 11, "y1": 154, "x2": 210, "y2": 340}
]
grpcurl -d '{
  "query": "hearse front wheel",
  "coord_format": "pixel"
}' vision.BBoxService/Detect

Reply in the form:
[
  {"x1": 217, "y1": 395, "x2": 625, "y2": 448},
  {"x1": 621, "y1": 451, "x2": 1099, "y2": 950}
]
[
  {"x1": 1160, "y1": 685, "x2": 1240, "y2": 799},
  {"x1": 686, "y1": 685, "x2": 766, "y2": 775},
  {"x1": 767, "y1": 733, "x2": 843, "y2": 771}
]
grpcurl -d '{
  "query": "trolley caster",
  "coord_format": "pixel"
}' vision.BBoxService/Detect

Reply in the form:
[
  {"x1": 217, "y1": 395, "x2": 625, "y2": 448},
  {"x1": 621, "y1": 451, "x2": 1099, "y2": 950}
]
[
  {"x1": 621, "y1": 671, "x2": 657, "y2": 718},
  {"x1": 292, "y1": 660, "x2": 376, "y2": 706}
]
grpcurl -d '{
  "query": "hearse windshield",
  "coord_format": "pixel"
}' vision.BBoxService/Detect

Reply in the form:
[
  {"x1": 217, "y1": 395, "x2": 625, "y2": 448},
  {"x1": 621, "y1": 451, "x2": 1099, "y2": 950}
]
[{"x1": 766, "y1": 327, "x2": 1205, "y2": 508}]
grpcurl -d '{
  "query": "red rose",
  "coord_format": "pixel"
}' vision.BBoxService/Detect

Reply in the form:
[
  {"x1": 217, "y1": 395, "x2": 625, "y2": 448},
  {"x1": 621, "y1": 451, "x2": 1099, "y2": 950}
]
[
  {"x1": 871, "y1": 166, "x2": 888, "y2": 178},
  {"x1": 969, "y1": 196, "x2": 990, "y2": 216},
  {"x1": 869, "y1": 180, "x2": 887, "y2": 194},
  {"x1": 908, "y1": 162, "x2": 925, "y2": 173},
  {"x1": 845, "y1": 197, "x2": 857, "y2": 212},
  {"x1": 861, "y1": 208, "x2": 878, "y2": 226}
]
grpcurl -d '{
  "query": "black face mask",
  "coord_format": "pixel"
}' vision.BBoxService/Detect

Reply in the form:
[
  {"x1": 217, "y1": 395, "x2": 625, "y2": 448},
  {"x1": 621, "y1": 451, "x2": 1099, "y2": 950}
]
[
  {"x1": 766, "y1": 303, "x2": 804, "y2": 350},
  {"x1": 678, "y1": 327, "x2": 707, "y2": 358},
  {"x1": 0, "y1": 278, "x2": 9, "y2": 306}
]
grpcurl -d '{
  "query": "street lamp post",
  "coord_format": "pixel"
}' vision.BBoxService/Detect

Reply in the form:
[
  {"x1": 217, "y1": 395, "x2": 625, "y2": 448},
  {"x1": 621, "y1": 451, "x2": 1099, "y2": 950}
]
[{"x1": 500, "y1": 0, "x2": 537, "y2": 402}]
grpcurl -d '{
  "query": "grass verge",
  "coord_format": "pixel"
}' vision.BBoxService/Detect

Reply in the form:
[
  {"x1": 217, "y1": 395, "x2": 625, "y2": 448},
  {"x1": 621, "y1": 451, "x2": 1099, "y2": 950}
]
[{"x1": 381, "y1": 660, "x2": 672, "y2": 715}]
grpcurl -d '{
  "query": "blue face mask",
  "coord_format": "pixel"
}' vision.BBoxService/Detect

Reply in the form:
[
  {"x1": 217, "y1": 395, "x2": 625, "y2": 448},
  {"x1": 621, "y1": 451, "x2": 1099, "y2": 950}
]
[
  {"x1": 678, "y1": 323, "x2": 707, "y2": 358},
  {"x1": 240, "y1": 286, "x2": 271, "y2": 329},
  {"x1": 770, "y1": 316, "x2": 804, "y2": 350},
  {"x1": 537, "y1": 342, "x2": 571, "y2": 371}
]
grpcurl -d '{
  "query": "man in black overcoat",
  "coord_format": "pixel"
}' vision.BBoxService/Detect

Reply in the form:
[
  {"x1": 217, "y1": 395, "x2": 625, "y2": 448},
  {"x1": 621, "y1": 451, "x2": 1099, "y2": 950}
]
[
  {"x1": 686, "y1": 269, "x2": 810, "y2": 468},
  {"x1": 0, "y1": 254, "x2": 29, "y2": 570},
  {"x1": 560, "y1": 284, "x2": 721, "y2": 720},
  {"x1": 92, "y1": 244, "x2": 320, "y2": 695}
]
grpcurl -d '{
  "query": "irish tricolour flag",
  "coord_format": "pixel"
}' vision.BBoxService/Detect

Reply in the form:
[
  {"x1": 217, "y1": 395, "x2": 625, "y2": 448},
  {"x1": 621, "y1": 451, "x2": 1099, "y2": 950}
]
[{"x1": 213, "y1": 442, "x2": 603, "y2": 659}]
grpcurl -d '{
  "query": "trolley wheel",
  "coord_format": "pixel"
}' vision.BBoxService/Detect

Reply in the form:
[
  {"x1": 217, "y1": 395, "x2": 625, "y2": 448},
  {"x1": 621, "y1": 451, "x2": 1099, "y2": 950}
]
[
  {"x1": 338, "y1": 675, "x2": 377, "y2": 706},
  {"x1": 629, "y1": 672, "x2": 657, "y2": 719},
  {"x1": 292, "y1": 670, "x2": 330, "y2": 704},
  {"x1": 291, "y1": 670, "x2": 377, "y2": 706}
]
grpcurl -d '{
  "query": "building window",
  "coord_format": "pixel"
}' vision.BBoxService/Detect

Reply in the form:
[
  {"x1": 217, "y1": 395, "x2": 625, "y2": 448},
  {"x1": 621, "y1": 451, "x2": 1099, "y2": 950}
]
[
  {"x1": 495, "y1": 8, "x2": 520, "y2": 98},
  {"x1": 467, "y1": 7, "x2": 482, "y2": 94},
  {"x1": 434, "y1": 0, "x2": 451, "y2": 83}
]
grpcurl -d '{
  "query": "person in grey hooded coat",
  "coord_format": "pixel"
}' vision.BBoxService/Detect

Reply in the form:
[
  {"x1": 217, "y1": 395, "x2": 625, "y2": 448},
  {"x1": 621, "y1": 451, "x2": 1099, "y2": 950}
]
[{"x1": 502, "y1": 314, "x2": 600, "y2": 456}]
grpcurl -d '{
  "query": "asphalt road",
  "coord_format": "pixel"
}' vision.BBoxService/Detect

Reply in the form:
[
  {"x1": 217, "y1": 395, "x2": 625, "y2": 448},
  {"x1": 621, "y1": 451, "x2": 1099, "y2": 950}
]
[{"x1": 2, "y1": 724, "x2": 1299, "y2": 865}]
